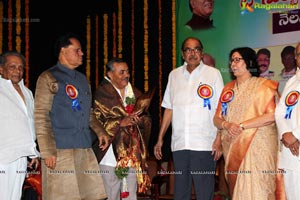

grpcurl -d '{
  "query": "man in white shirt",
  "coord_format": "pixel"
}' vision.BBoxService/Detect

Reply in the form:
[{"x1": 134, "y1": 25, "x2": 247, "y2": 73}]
[
  {"x1": 154, "y1": 37, "x2": 224, "y2": 200},
  {"x1": 0, "y1": 51, "x2": 39, "y2": 200},
  {"x1": 278, "y1": 45, "x2": 297, "y2": 94},
  {"x1": 275, "y1": 43, "x2": 300, "y2": 199},
  {"x1": 256, "y1": 48, "x2": 275, "y2": 79}
]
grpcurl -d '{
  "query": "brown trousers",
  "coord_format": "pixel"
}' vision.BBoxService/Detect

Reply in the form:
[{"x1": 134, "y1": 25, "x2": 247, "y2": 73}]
[{"x1": 42, "y1": 148, "x2": 107, "y2": 200}]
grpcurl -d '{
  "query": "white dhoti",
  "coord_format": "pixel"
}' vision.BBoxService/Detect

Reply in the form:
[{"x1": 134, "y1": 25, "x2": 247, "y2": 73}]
[{"x1": 0, "y1": 157, "x2": 27, "y2": 200}]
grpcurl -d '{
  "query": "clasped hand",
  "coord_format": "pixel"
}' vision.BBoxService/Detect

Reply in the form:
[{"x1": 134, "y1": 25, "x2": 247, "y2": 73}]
[
  {"x1": 223, "y1": 122, "x2": 242, "y2": 137},
  {"x1": 282, "y1": 132, "x2": 299, "y2": 156},
  {"x1": 119, "y1": 111, "x2": 141, "y2": 127}
]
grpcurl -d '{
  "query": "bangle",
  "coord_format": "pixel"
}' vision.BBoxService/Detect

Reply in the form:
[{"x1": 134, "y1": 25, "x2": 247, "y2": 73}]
[
  {"x1": 221, "y1": 121, "x2": 227, "y2": 130},
  {"x1": 239, "y1": 123, "x2": 245, "y2": 130}
]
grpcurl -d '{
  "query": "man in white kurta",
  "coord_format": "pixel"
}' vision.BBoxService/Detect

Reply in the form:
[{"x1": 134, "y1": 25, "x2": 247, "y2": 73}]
[
  {"x1": 275, "y1": 43, "x2": 300, "y2": 200},
  {"x1": 0, "y1": 51, "x2": 39, "y2": 200}
]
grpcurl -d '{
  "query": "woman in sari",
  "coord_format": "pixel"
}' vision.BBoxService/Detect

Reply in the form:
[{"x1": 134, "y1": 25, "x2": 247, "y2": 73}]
[{"x1": 213, "y1": 47, "x2": 279, "y2": 199}]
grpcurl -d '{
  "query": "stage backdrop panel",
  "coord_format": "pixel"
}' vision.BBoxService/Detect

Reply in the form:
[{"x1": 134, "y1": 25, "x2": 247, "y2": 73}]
[{"x1": 176, "y1": 0, "x2": 300, "y2": 83}]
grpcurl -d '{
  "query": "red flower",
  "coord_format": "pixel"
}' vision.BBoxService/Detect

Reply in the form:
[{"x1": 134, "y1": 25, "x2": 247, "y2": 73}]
[
  {"x1": 125, "y1": 104, "x2": 135, "y2": 114},
  {"x1": 121, "y1": 191, "x2": 129, "y2": 198}
]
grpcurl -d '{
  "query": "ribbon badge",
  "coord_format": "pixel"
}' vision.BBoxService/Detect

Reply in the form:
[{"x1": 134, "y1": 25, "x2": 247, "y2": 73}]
[
  {"x1": 220, "y1": 89, "x2": 234, "y2": 116},
  {"x1": 65, "y1": 84, "x2": 81, "y2": 111},
  {"x1": 284, "y1": 91, "x2": 299, "y2": 119},
  {"x1": 197, "y1": 84, "x2": 213, "y2": 110}
]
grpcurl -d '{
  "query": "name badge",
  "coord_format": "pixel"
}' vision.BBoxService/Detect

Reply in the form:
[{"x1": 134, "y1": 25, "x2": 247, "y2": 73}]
[
  {"x1": 65, "y1": 84, "x2": 81, "y2": 111},
  {"x1": 197, "y1": 84, "x2": 213, "y2": 110},
  {"x1": 284, "y1": 91, "x2": 299, "y2": 119},
  {"x1": 220, "y1": 89, "x2": 234, "y2": 116}
]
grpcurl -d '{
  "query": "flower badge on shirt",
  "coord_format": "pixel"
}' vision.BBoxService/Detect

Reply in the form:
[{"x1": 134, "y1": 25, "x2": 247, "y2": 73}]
[
  {"x1": 284, "y1": 91, "x2": 299, "y2": 119},
  {"x1": 220, "y1": 89, "x2": 234, "y2": 116},
  {"x1": 65, "y1": 84, "x2": 81, "y2": 111},
  {"x1": 197, "y1": 84, "x2": 213, "y2": 110}
]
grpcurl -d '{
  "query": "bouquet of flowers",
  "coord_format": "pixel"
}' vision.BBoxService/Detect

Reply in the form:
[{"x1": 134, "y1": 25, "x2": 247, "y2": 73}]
[
  {"x1": 115, "y1": 157, "x2": 136, "y2": 199},
  {"x1": 115, "y1": 165, "x2": 130, "y2": 198},
  {"x1": 124, "y1": 83, "x2": 136, "y2": 114},
  {"x1": 125, "y1": 96, "x2": 135, "y2": 114},
  {"x1": 125, "y1": 83, "x2": 155, "y2": 116}
]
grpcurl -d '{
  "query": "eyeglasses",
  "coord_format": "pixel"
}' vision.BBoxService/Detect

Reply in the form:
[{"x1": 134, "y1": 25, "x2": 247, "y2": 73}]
[
  {"x1": 230, "y1": 57, "x2": 244, "y2": 64},
  {"x1": 295, "y1": 52, "x2": 300, "y2": 58},
  {"x1": 183, "y1": 47, "x2": 202, "y2": 54}
]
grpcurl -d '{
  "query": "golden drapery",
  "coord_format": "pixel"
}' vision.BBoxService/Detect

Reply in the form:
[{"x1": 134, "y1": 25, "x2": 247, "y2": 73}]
[
  {"x1": 216, "y1": 77, "x2": 282, "y2": 200},
  {"x1": 93, "y1": 80, "x2": 154, "y2": 193}
]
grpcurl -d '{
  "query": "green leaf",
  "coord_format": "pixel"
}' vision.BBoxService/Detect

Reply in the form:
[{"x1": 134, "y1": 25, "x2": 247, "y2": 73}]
[
  {"x1": 115, "y1": 167, "x2": 129, "y2": 179},
  {"x1": 125, "y1": 97, "x2": 135, "y2": 105}
]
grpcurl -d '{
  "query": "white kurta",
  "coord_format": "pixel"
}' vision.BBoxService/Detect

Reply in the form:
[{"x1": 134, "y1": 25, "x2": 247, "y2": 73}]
[
  {"x1": 0, "y1": 76, "x2": 39, "y2": 164},
  {"x1": 0, "y1": 76, "x2": 39, "y2": 200},
  {"x1": 275, "y1": 69, "x2": 300, "y2": 171},
  {"x1": 275, "y1": 68, "x2": 300, "y2": 200}
]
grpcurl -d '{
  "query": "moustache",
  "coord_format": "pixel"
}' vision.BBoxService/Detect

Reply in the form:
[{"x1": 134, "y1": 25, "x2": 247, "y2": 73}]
[
  {"x1": 259, "y1": 64, "x2": 267, "y2": 68},
  {"x1": 188, "y1": 55, "x2": 198, "y2": 59}
]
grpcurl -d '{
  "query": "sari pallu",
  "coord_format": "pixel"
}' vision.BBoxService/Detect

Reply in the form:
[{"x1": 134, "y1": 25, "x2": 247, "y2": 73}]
[{"x1": 216, "y1": 77, "x2": 279, "y2": 200}]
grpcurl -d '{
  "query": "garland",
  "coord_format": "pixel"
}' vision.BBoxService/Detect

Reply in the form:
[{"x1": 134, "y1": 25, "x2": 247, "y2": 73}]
[
  {"x1": 143, "y1": 0, "x2": 149, "y2": 92},
  {"x1": 103, "y1": 14, "x2": 108, "y2": 76},
  {"x1": 158, "y1": 0, "x2": 162, "y2": 123},
  {"x1": 95, "y1": 15, "x2": 99, "y2": 88},
  {"x1": 172, "y1": 0, "x2": 176, "y2": 70},
  {"x1": 118, "y1": 0, "x2": 122, "y2": 58},
  {"x1": 124, "y1": 83, "x2": 136, "y2": 113},
  {"x1": 115, "y1": 166, "x2": 129, "y2": 179},
  {"x1": 8, "y1": 0, "x2": 12, "y2": 50},
  {"x1": 113, "y1": 13, "x2": 117, "y2": 58},
  {"x1": 86, "y1": 15, "x2": 91, "y2": 82},
  {"x1": 131, "y1": 0, "x2": 135, "y2": 84},
  {"x1": 16, "y1": 0, "x2": 21, "y2": 52},
  {"x1": 25, "y1": 0, "x2": 30, "y2": 86}
]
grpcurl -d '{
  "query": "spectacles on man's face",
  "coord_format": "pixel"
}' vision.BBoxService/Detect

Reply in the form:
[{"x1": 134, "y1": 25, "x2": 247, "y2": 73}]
[
  {"x1": 183, "y1": 47, "x2": 202, "y2": 54},
  {"x1": 230, "y1": 57, "x2": 244, "y2": 64}
]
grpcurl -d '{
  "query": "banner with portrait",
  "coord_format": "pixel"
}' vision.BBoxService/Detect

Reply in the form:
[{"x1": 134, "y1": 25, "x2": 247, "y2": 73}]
[{"x1": 176, "y1": 0, "x2": 300, "y2": 83}]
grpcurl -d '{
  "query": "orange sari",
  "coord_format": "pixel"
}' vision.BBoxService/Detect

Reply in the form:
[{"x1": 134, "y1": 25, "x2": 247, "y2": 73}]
[{"x1": 216, "y1": 77, "x2": 282, "y2": 200}]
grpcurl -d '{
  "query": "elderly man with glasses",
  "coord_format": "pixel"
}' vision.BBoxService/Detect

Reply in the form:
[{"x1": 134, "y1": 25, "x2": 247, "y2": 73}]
[{"x1": 154, "y1": 37, "x2": 224, "y2": 200}]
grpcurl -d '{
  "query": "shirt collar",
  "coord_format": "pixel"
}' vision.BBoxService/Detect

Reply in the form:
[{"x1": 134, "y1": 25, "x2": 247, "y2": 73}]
[
  {"x1": 104, "y1": 76, "x2": 131, "y2": 104},
  {"x1": 182, "y1": 61, "x2": 202, "y2": 75},
  {"x1": 57, "y1": 62, "x2": 77, "y2": 78},
  {"x1": 0, "y1": 75, "x2": 24, "y2": 87}
]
